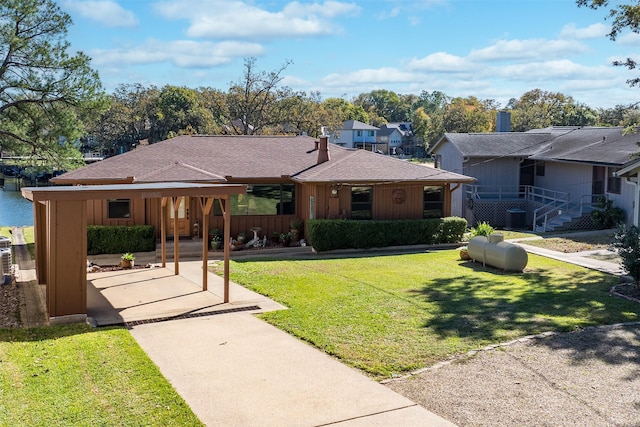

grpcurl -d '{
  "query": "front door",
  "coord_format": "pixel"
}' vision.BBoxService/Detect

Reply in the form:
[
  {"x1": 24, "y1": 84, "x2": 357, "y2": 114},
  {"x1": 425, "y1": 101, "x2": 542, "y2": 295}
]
[{"x1": 167, "y1": 196, "x2": 190, "y2": 236}]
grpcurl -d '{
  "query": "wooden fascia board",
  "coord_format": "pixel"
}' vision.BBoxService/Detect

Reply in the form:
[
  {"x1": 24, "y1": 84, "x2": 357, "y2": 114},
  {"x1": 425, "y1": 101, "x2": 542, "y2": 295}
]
[{"x1": 22, "y1": 184, "x2": 247, "y2": 202}]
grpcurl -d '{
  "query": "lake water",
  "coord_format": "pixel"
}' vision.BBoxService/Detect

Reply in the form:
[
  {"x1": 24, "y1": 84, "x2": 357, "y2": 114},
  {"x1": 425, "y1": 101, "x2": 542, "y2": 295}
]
[{"x1": 0, "y1": 189, "x2": 34, "y2": 226}]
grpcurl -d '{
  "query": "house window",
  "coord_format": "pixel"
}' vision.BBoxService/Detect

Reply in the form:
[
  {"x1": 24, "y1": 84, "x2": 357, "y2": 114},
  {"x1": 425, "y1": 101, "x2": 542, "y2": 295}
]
[
  {"x1": 607, "y1": 167, "x2": 621, "y2": 194},
  {"x1": 107, "y1": 199, "x2": 131, "y2": 219},
  {"x1": 423, "y1": 186, "x2": 444, "y2": 218},
  {"x1": 368, "y1": 130, "x2": 374, "y2": 137},
  {"x1": 214, "y1": 184, "x2": 295, "y2": 216},
  {"x1": 356, "y1": 130, "x2": 362, "y2": 137},
  {"x1": 351, "y1": 186, "x2": 373, "y2": 220},
  {"x1": 536, "y1": 161, "x2": 545, "y2": 176}
]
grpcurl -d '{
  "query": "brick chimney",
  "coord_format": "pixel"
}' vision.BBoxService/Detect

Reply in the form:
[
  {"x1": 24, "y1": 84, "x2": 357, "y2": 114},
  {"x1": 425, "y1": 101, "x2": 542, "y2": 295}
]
[{"x1": 317, "y1": 135, "x2": 330, "y2": 164}]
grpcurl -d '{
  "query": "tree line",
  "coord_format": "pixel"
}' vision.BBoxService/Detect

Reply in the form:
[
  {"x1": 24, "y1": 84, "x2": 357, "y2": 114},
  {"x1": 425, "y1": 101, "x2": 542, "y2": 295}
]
[
  {"x1": 3, "y1": 0, "x2": 640, "y2": 171},
  {"x1": 88, "y1": 77, "x2": 640, "y2": 158}
]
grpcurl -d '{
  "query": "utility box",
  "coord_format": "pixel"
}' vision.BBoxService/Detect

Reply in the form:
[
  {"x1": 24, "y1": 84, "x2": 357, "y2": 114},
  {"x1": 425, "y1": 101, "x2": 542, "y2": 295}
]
[{"x1": 506, "y1": 208, "x2": 526, "y2": 229}]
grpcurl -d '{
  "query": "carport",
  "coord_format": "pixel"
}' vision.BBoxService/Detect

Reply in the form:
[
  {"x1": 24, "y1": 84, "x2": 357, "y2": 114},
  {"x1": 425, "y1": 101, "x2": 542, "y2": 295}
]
[{"x1": 21, "y1": 182, "x2": 246, "y2": 324}]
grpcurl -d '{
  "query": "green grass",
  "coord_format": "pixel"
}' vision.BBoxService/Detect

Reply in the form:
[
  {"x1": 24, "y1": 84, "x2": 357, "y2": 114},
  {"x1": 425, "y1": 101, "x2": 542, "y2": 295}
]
[
  {"x1": 1, "y1": 226, "x2": 35, "y2": 258},
  {"x1": 217, "y1": 251, "x2": 638, "y2": 378},
  {"x1": 0, "y1": 325, "x2": 203, "y2": 426}
]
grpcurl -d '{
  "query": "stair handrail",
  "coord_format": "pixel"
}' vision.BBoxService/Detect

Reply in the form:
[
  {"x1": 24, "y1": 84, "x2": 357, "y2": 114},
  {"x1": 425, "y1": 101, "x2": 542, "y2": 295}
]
[{"x1": 532, "y1": 193, "x2": 569, "y2": 232}]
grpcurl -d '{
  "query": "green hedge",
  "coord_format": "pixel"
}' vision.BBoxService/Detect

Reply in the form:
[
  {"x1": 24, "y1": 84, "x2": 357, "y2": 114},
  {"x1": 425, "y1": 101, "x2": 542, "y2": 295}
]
[
  {"x1": 307, "y1": 217, "x2": 467, "y2": 252},
  {"x1": 87, "y1": 225, "x2": 156, "y2": 255}
]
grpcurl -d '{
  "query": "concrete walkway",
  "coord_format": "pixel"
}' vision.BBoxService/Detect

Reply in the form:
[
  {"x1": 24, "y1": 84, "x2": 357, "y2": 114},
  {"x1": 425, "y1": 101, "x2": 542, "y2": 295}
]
[{"x1": 86, "y1": 258, "x2": 455, "y2": 426}]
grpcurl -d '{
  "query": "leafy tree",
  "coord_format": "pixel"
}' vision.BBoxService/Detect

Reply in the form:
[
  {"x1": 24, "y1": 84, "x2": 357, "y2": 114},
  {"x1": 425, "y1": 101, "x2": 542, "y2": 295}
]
[
  {"x1": 89, "y1": 84, "x2": 158, "y2": 155},
  {"x1": 412, "y1": 90, "x2": 449, "y2": 147},
  {"x1": 443, "y1": 96, "x2": 496, "y2": 133},
  {"x1": 322, "y1": 98, "x2": 368, "y2": 124},
  {"x1": 353, "y1": 89, "x2": 410, "y2": 123},
  {"x1": 151, "y1": 85, "x2": 204, "y2": 141},
  {"x1": 509, "y1": 89, "x2": 597, "y2": 131},
  {"x1": 197, "y1": 86, "x2": 228, "y2": 135},
  {"x1": 0, "y1": 0, "x2": 105, "y2": 169}
]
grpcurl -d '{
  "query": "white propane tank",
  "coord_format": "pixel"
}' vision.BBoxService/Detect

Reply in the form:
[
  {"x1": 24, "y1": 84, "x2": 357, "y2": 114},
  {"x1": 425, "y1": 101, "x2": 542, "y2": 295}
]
[{"x1": 467, "y1": 234, "x2": 528, "y2": 272}]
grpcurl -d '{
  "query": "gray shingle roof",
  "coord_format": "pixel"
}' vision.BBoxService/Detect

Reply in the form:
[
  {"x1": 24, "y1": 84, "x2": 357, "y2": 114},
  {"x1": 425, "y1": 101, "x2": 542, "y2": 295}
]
[
  {"x1": 432, "y1": 132, "x2": 555, "y2": 157},
  {"x1": 431, "y1": 127, "x2": 640, "y2": 166},
  {"x1": 54, "y1": 135, "x2": 475, "y2": 185},
  {"x1": 529, "y1": 127, "x2": 640, "y2": 165},
  {"x1": 342, "y1": 120, "x2": 379, "y2": 130}
]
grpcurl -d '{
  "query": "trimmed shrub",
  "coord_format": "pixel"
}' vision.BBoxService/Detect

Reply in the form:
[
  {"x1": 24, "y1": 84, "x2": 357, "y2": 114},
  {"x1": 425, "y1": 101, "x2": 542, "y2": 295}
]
[
  {"x1": 87, "y1": 225, "x2": 155, "y2": 255},
  {"x1": 307, "y1": 217, "x2": 467, "y2": 252},
  {"x1": 613, "y1": 224, "x2": 640, "y2": 290}
]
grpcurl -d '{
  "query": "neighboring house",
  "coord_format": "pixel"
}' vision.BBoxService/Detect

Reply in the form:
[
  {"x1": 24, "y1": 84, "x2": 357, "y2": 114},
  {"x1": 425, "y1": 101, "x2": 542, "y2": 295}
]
[
  {"x1": 332, "y1": 120, "x2": 379, "y2": 150},
  {"x1": 380, "y1": 122, "x2": 423, "y2": 157},
  {"x1": 429, "y1": 126, "x2": 640, "y2": 231},
  {"x1": 53, "y1": 135, "x2": 476, "y2": 240},
  {"x1": 375, "y1": 127, "x2": 403, "y2": 154}
]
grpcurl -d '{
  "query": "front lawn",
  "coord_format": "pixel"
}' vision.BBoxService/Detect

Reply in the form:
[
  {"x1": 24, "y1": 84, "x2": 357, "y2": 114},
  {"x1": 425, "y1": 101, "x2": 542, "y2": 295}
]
[
  {"x1": 0, "y1": 325, "x2": 203, "y2": 426},
  {"x1": 217, "y1": 250, "x2": 638, "y2": 378}
]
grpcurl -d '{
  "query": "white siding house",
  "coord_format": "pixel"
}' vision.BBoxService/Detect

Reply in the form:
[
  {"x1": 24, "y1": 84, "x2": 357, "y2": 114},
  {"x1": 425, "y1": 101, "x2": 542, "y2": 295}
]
[
  {"x1": 430, "y1": 127, "x2": 639, "y2": 230},
  {"x1": 332, "y1": 120, "x2": 378, "y2": 149}
]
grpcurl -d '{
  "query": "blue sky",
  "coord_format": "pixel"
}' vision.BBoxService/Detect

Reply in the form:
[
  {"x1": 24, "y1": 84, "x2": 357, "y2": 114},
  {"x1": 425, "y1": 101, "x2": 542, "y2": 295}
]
[{"x1": 58, "y1": 0, "x2": 640, "y2": 108}]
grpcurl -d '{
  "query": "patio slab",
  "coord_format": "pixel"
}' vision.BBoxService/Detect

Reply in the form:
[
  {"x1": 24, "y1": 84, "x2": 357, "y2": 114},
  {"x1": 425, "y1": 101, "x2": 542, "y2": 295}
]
[{"x1": 87, "y1": 261, "x2": 286, "y2": 326}]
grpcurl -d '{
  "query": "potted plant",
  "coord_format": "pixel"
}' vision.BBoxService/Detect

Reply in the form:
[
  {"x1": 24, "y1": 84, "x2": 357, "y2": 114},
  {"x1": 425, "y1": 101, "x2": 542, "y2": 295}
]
[
  {"x1": 280, "y1": 232, "x2": 292, "y2": 247},
  {"x1": 290, "y1": 218, "x2": 303, "y2": 242},
  {"x1": 210, "y1": 235, "x2": 222, "y2": 251},
  {"x1": 120, "y1": 252, "x2": 135, "y2": 269},
  {"x1": 208, "y1": 228, "x2": 221, "y2": 246},
  {"x1": 270, "y1": 231, "x2": 281, "y2": 244},
  {"x1": 236, "y1": 232, "x2": 247, "y2": 245}
]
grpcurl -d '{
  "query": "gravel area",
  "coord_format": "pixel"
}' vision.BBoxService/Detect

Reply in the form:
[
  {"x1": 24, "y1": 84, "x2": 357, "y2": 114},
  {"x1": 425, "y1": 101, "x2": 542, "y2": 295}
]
[
  {"x1": 386, "y1": 324, "x2": 640, "y2": 427},
  {"x1": 0, "y1": 281, "x2": 21, "y2": 328}
]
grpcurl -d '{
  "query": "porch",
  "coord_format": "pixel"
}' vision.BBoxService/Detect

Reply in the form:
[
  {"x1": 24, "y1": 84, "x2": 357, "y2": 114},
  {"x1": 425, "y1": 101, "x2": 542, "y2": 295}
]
[{"x1": 464, "y1": 185, "x2": 602, "y2": 232}]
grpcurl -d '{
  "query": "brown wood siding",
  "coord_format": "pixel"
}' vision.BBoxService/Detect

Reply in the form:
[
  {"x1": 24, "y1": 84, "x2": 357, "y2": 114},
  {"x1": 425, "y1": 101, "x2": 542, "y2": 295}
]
[{"x1": 372, "y1": 184, "x2": 424, "y2": 220}]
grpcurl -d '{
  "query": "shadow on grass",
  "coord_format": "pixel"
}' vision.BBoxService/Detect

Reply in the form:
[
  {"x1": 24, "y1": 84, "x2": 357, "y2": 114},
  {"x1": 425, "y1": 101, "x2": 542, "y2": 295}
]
[
  {"x1": 0, "y1": 324, "x2": 124, "y2": 343},
  {"x1": 411, "y1": 260, "x2": 636, "y2": 344}
]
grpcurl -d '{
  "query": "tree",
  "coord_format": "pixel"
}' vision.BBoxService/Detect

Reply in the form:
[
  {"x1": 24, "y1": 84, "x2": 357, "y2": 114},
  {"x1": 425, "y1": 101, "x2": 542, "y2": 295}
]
[
  {"x1": 150, "y1": 85, "x2": 204, "y2": 141},
  {"x1": 225, "y1": 57, "x2": 293, "y2": 135},
  {"x1": 0, "y1": 0, "x2": 105, "y2": 169},
  {"x1": 443, "y1": 96, "x2": 496, "y2": 133},
  {"x1": 509, "y1": 89, "x2": 597, "y2": 131},
  {"x1": 353, "y1": 89, "x2": 410, "y2": 123},
  {"x1": 89, "y1": 84, "x2": 158, "y2": 155}
]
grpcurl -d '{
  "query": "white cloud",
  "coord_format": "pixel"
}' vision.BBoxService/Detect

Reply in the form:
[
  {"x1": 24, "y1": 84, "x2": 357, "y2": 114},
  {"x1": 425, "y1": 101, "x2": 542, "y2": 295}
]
[
  {"x1": 617, "y1": 32, "x2": 640, "y2": 45},
  {"x1": 63, "y1": 1, "x2": 138, "y2": 28},
  {"x1": 409, "y1": 52, "x2": 470, "y2": 72},
  {"x1": 495, "y1": 60, "x2": 615, "y2": 81},
  {"x1": 321, "y1": 67, "x2": 416, "y2": 86},
  {"x1": 90, "y1": 39, "x2": 263, "y2": 68},
  {"x1": 559, "y1": 23, "x2": 608, "y2": 40},
  {"x1": 154, "y1": 0, "x2": 360, "y2": 39},
  {"x1": 469, "y1": 39, "x2": 586, "y2": 62}
]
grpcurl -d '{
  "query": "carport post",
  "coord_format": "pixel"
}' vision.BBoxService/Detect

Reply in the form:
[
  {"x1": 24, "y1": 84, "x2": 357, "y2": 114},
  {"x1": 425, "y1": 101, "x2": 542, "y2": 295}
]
[
  {"x1": 172, "y1": 196, "x2": 182, "y2": 275},
  {"x1": 160, "y1": 197, "x2": 168, "y2": 268},
  {"x1": 199, "y1": 197, "x2": 214, "y2": 291},
  {"x1": 220, "y1": 197, "x2": 230, "y2": 302}
]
